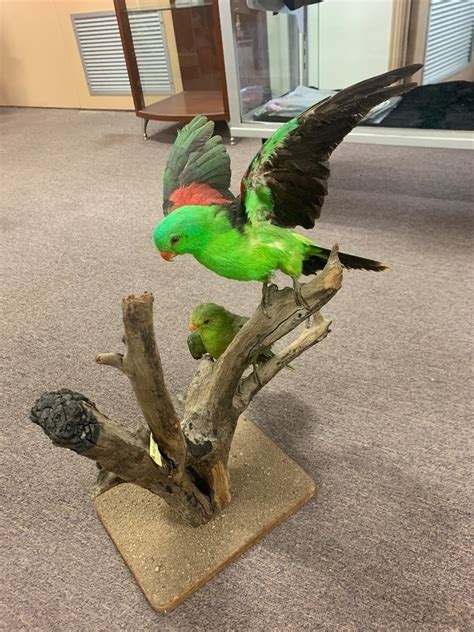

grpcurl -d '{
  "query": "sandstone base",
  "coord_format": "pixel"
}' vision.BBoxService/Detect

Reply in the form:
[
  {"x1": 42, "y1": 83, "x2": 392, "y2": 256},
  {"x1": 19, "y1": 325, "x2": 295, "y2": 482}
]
[{"x1": 95, "y1": 417, "x2": 316, "y2": 612}]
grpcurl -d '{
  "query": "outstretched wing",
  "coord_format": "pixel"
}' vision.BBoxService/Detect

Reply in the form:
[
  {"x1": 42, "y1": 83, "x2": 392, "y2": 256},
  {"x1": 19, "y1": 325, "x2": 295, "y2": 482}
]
[
  {"x1": 162, "y1": 116, "x2": 234, "y2": 214},
  {"x1": 240, "y1": 64, "x2": 423, "y2": 229}
]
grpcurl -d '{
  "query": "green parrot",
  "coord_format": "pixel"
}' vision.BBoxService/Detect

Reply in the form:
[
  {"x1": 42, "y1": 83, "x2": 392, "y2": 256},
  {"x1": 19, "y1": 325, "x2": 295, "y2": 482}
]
[
  {"x1": 187, "y1": 303, "x2": 274, "y2": 365},
  {"x1": 153, "y1": 65, "x2": 421, "y2": 307}
]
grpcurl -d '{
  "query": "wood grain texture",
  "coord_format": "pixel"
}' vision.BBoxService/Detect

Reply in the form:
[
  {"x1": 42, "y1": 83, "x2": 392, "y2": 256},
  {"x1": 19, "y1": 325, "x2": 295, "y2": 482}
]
[
  {"x1": 113, "y1": 0, "x2": 145, "y2": 112},
  {"x1": 137, "y1": 91, "x2": 227, "y2": 121}
]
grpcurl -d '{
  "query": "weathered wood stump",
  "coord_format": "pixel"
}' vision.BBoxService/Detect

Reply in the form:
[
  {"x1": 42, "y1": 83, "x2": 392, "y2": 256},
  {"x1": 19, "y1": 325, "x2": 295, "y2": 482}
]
[{"x1": 30, "y1": 247, "x2": 342, "y2": 527}]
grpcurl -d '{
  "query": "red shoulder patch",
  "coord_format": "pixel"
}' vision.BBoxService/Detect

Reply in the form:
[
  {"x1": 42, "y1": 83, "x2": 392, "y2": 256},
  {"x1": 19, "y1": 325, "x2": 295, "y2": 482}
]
[
  {"x1": 168, "y1": 184, "x2": 231, "y2": 211},
  {"x1": 240, "y1": 177, "x2": 246, "y2": 200}
]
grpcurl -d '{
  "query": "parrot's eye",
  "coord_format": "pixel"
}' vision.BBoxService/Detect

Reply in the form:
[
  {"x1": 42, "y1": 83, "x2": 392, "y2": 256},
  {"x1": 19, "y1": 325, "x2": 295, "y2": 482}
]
[
  {"x1": 203, "y1": 319, "x2": 210, "y2": 325},
  {"x1": 170, "y1": 235, "x2": 180, "y2": 245}
]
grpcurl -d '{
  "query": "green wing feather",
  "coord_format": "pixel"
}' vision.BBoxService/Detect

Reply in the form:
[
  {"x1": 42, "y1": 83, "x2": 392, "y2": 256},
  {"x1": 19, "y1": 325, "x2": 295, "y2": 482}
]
[
  {"x1": 250, "y1": 118, "x2": 300, "y2": 172},
  {"x1": 182, "y1": 135, "x2": 231, "y2": 191},
  {"x1": 163, "y1": 116, "x2": 212, "y2": 202},
  {"x1": 242, "y1": 118, "x2": 300, "y2": 224},
  {"x1": 162, "y1": 116, "x2": 233, "y2": 214}
]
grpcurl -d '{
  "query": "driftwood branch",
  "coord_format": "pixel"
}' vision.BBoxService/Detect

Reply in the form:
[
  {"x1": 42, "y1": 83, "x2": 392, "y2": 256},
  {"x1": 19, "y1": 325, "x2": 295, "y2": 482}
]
[
  {"x1": 96, "y1": 293, "x2": 186, "y2": 476},
  {"x1": 95, "y1": 352, "x2": 124, "y2": 371},
  {"x1": 30, "y1": 248, "x2": 343, "y2": 525},
  {"x1": 235, "y1": 312, "x2": 332, "y2": 410},
  {"x1": 30, "y1": 389, "x2": 213, "y2": 526}
]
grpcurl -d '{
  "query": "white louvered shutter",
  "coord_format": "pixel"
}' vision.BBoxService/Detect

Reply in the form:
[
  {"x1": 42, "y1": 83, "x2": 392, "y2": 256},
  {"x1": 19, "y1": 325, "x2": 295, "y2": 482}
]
[
  {"x1": 423, "y1": 0, "x2": 474, "y2": 84},
  {"x1": 72, "y1": 10, "x2": 174, "y2": 95}
]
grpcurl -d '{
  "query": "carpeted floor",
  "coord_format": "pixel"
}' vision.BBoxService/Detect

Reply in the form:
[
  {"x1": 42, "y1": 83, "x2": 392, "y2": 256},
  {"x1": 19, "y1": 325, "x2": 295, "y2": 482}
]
[{"x1": 1, "y1": 107, "x2": 472, "y2": 631}]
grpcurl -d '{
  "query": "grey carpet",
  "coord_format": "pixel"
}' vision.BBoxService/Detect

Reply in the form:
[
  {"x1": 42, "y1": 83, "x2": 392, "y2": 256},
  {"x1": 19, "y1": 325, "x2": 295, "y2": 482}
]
[{"x1": 1, "y1": 107, "x2": 472, "y2": 631}]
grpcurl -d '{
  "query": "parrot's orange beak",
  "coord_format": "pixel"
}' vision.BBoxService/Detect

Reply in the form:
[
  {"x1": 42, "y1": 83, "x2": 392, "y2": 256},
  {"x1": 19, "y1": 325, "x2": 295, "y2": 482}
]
[
  {"x1": 188, "y1": 322, "x2": 197, "y2": 332},
  {"x1": 159, "y1": 251, "x2": 176, "y2": 261}
]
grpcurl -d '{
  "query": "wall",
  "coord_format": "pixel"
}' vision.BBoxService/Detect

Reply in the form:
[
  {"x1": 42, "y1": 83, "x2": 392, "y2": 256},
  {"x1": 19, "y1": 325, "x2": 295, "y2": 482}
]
[
  {"x1": 0, "y1": 0, "x2": 182, "y2": 109},
  {"x1": 445, "y1": 64, "x2": 474, "y2": 83},
  {"x1": 300, "y1": 0, "x2": 470, "y2": 90},
  {"x1": 317, "y1": 0, "x2": 393, "y2": 89},
  {"x1": 266, "y1": 12, "x2": 294, "y2": 97},
  {"x1": 266, "y1": 1, "x2": 393, "y2": 95}
]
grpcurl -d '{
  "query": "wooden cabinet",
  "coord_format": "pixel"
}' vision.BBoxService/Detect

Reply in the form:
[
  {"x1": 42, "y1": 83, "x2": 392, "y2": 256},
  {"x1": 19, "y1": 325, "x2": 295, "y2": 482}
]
[{"x1": 114, "y1": 0, "x2": 229, "y2": 138}]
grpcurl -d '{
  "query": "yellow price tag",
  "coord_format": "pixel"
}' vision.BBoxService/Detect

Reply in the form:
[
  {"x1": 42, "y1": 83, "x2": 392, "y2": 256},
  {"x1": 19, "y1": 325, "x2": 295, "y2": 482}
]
[{"x1": 149, "y1": 433, "x2": 163, "y2": 467}]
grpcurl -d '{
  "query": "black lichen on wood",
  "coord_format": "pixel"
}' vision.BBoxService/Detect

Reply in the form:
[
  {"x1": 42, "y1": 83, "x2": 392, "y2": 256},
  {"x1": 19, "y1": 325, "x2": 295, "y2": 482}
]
[{"x1": 30, "y1": 389, "x2": 99, "y2": 452}]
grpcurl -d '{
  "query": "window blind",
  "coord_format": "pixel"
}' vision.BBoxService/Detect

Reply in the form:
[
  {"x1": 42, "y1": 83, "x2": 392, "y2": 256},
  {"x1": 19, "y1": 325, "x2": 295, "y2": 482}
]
[
  {"x1": 72, "y1": 10, "x2": 174, "y2": 96},
  {"x1": 423, "y1": 0, "x2": 473, "y2": 84}
]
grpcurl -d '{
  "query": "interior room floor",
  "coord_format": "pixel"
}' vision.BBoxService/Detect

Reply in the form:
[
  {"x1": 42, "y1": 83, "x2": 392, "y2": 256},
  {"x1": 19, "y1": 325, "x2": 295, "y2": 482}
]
[{"x1": 1, "y1": 107, "x2": 472, "y2": 630}]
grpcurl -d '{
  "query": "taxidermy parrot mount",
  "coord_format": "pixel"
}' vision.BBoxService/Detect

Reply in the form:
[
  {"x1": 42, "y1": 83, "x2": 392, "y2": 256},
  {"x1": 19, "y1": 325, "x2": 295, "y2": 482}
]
[
  {"x1": 153, "y1": 64, "x2": 422, "y2": 314},
  {"x1": 187, "y1": 303, "x2": 276, "y2": 384},
  {"x1": 28, "y1": 64, "x2": 424, "y2": 541}
]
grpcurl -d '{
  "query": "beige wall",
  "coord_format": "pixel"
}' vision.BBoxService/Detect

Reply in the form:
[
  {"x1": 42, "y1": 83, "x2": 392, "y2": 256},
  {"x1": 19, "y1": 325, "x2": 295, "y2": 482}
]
[
  {"x1": 444, "y1": 64, "x2": 474, "y2": 83},
  {"x1": 0, "y1": 0, "x2": 182, "y2": 109}
]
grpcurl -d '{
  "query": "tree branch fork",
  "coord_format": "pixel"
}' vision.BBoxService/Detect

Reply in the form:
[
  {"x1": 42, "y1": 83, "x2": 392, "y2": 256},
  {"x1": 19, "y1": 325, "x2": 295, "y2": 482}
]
[{"x1": 30, "y1": 247, "x2": 342, "y2": 526}]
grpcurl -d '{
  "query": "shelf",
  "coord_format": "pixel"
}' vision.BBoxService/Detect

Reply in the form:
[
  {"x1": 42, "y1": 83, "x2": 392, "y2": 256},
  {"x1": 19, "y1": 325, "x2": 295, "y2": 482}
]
[
  {"x1": 137, "y1": 91, "x2": 227, "y2": 122},
  {"x1": 125, "y1": 1, "x2": 212, "y2": 10}
]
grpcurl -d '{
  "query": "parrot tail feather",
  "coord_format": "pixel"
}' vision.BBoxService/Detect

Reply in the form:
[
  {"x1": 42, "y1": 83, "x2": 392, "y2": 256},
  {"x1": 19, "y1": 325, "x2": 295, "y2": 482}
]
[{"x1": 303, "y1": 246, "x2": 389, "y2": 274}]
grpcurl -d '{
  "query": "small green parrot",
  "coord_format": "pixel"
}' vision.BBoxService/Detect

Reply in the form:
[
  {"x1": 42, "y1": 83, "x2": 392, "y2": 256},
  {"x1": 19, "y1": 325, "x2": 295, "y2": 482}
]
[
  {"x1": 153, "y1": 65, "x2": 421, "y2": 307},
  {"x1": 187, "y1": 303, "x2": 273, "y2": 364}
]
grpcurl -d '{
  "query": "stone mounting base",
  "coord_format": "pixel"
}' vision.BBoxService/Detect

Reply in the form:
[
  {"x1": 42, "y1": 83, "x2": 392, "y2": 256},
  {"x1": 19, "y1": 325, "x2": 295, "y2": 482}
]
[{"x1": 95, "y1": 416, "x2": 316, "y2": 612}]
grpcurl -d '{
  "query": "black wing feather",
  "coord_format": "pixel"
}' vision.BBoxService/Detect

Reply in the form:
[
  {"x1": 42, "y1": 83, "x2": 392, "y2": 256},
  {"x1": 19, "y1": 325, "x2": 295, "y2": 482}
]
[{"x1": 243, "y1": 63, "x2": 423, "y2": 229}]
